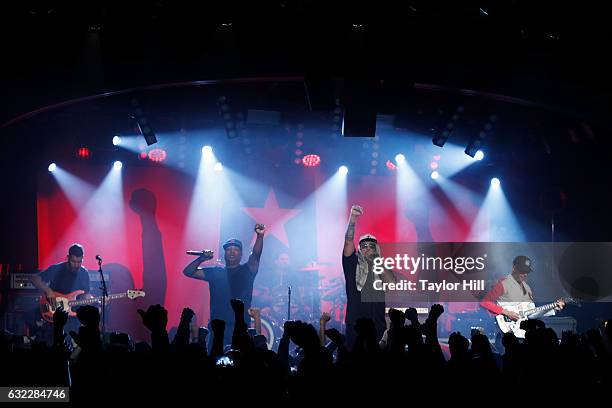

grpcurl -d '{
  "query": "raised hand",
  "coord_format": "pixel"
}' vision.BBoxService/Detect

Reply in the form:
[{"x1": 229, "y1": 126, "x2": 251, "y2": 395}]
[
  {"x1": 211, "y1": 319, "x2": 225, "y2": 334},
  {"x1": 283, "y1": 320, "x2": 296, "y2": 338},
  {"x1": 320, "y1": 312, "x2": 332, "y2": 324},
  {"x1": 325, "y1": 328, "x2": 345, "y2": 345},
  {"x1": 230, "y1": 298, "x2": 245, "y2": 316},
  {"x1": 53, "y1": 307, "x2": 69, "y2": 330},
  {"x1": 404, "y1": 307, "x2": 419, "y2": 324},
  {"x1": 429, "y1": 303, "x2": 445, "y2": 320},
  {"x1": 76, "y1": 305, "x2": 100, "y2": 327},
  {"x1": 350, "y1": 205, "x2": 364, "y2": 218},
  {"x1": 137, "y1": 304, "x2": 168, "y2": 333},
  {"x1": 248, "y1": 307, "x2": 261, "y2": 319},
  {"x1": 180, "y1": 307, "x2": 195, "y2": 323},
  {"x1": 254, "y1": 224, "x2": 266, "y2": 236},
  {"x1": 201, "y1": 250, "x2": 214, "y2": 261}
]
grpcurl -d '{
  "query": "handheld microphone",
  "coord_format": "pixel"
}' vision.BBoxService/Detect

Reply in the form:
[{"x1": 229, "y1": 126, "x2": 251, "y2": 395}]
[{"x1": 186, "y1": 250, "x2": 214, "y2": 258}]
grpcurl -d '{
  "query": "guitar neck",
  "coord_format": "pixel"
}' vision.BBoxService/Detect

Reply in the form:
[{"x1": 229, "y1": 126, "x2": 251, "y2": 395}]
[
  {"x1": 67, "y1": 292, "x2": 127, "y2": 307},
  {"x1": 525, "y1": 301, "x2": 558, "y2": 317}
]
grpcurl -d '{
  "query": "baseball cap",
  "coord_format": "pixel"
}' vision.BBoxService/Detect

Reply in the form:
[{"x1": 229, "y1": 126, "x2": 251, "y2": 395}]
[
  {"x1": 223, "y1": 239, "x2": 243, "y2": 250},
  {"x1": 513, "y1": 255, "x2": 533, "y2": 274},
  {"x1": 359, "y1": 234, "x2": 378, "y2": 244}
]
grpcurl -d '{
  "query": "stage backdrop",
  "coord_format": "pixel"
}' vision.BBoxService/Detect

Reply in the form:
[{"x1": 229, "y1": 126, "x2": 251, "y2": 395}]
[{"x1": 37, "y1": 162, "x2": 487, "y2": 339}]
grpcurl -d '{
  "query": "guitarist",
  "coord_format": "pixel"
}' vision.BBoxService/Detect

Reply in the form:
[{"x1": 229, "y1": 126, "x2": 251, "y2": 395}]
[
  {"x1": 480, "y1": 255, "x2": 565, "y2": 322},
  {"x1": 31, "y1": 243, "x2": 92, "y2": 332}
]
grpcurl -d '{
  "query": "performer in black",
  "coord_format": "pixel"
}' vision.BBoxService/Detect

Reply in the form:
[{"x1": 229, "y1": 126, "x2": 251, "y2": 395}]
[
  {"x1": 183, "y1": 224, "x2": 265, "y2": 345},
  {"x1": 342, "y1": 205, "x2": 395, "y2": 348}
]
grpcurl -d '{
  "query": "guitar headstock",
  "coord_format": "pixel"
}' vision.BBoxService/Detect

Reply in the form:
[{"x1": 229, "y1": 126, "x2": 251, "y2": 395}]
[
  {"x1": 127, "y1": 289, "x2": 146, "y2": 300},
  {"x1": 563, "y1": 297, "x2": 581, "y2": 307}
]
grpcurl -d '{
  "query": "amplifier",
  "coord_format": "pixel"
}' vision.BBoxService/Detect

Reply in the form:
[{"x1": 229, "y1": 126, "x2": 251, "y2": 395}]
[
  {"x1": 11, "y1": 273, "x2": 36, "y2": 290},
  {"x1": 7, "y1": 292, "x2": 40, "y2": 312}
]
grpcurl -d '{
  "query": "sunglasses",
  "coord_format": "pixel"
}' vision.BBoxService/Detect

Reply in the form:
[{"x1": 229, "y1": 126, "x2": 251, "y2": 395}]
[{"x1": 360, "y1": 242, "x2": 377, "y2": 249}]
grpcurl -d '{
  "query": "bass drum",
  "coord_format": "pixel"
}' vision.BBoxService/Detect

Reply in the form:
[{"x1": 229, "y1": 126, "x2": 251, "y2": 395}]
[{"x1": 259, "y1": 316, "x2": 283, "y2": 351}]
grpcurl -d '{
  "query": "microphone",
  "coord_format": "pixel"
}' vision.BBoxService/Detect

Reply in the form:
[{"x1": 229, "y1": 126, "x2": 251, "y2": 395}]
[
  {"x1": 95, "y1": 255, "x2": 102, "y2": 261},
  {"x1": 186, "y1": 250, "x2": 214, "y2": 258}
]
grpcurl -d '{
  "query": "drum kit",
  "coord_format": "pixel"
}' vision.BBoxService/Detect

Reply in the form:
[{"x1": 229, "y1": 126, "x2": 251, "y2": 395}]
[{"x1": 253, "y1": 261, "x2": 346, "y2": 350}]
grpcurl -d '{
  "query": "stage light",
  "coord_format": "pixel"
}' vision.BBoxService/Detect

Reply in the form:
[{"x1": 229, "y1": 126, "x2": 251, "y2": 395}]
[
  {"x1": 139, "y1": 152, "x2": 147, "y2": 160},
  {"x1": 386, "y1": 160, "x2": 397, "y2": 171},
  {"x1": 339, "y1": 165, "x2": 349, "y2": 175},
  {"x1": 429, "y1": 161, "x2": 439, "y2": 170},
  {"x1": 131, "y1": 100, "x2": 157, "y2": 146},
  {"x1": 430, "y1": 171, "x2": 439, "y2": 180},
  {"x1": 202, "y1": 145, "x2": 213, "y2": 155},
  {"x1": 302, "y1": 154, "x2": 321, "y2": 167},
  {"x1": 214, "y1": 162, "x2": 223, "y2": 172},
  {"x1": 48, "y1": 163, "x2": 57, "y2": 172},
  {"x1": 148, "y1": 148, "x2": 167, "y2": 163},
  {"x1": 395, "y1": 154, "x2": 406, "y2": 164},
  {"x1": 474, "y1": 150, "x2": 484, "y2": 161},
  {"x1": 112, "y1": 136, "x2": 121, "y2": 146},
  {"x1": 491, "y1": 177, "x2": 500, "y2": 187},
  {"x1": 76, "y1": 147, "x2": 90, "y2": 159},
  {"x1": 113, "y1": 161, "x2": 123, "y2": 170},
  {"x1": 432, "y1": 129, "x2": 450, "y2": 147}
]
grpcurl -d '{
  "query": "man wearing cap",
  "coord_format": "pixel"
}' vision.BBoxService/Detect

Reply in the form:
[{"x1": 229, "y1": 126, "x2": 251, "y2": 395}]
[
  {"x1": 183, "y1": 223, "x2": 265, "y2": 345},
  {"x1": 342, "y1": 205, "x2": 396, "y2": 347},
  {"x1": 480, "y1": 255, "x2": 565, "y2": 321}
]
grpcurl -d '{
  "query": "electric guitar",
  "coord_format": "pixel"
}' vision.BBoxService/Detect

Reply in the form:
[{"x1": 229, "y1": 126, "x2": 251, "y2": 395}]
[
  {"x1": 40, "y1": 289, "x2": 146, "y2": 323},
  {"x1": 495, "y1": 297, "x2": 579, "y2": 338}
]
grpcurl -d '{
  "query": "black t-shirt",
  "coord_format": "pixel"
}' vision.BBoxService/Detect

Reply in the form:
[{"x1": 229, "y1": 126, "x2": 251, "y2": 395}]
[
  {"x1": 342, "y1": 251, "x2": 385, "y2": 328},
  {"x1": 202, "y1": 263, "x2": 257, "y2": 325},
  {"x1": 40, "y1": 262, "x2": 90, "y2": 295}
]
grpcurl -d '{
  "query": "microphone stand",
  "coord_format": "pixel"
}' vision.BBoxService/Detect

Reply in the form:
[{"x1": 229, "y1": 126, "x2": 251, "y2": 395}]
[
  {"x1": 98, "y1": 257, "x2": 108, "y2": 337},
  {"x1": 287, "y1": 286, "x2": 292, "y2": 321}
]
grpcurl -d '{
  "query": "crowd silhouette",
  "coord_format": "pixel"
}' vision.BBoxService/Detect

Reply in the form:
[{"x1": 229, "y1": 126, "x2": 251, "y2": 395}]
[{"x1": 1, "y1": 299, "x2": 610, "y2": 402}]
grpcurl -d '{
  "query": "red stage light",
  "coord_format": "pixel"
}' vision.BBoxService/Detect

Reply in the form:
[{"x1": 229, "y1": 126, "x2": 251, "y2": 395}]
[
  {"x1": 386, "y1": 160, "x2": 397, "y2": 171},
  {"x1": 139, "y1": 152, "x2": 147, "y2": 160},
  {"x1": 148, "y1": 148, "x2": 167, "y2": 163},
  {"x1": 433, "y1": 154, "x2": 441, "y2": 161},
  {"x1": 76, "y1": 147, "x2": 90, "y2": 159},
  {"x1": 302, "y1": 154, "x2": 321, "y2": 167},
  {"x1": 430, "y1": 161, "x2": 439, "y2": 170}
]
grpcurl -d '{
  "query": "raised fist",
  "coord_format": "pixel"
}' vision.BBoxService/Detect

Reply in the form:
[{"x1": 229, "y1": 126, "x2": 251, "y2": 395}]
[
  {"x1": 180, "y1": 307, "x2": 195, "y2": 323},
  {"x1": 404, "y1": 307, "x2": 419, "y2": 324},
  {"x1": 211, "y1": 319, "x2": 226, "y2": 334},
  {"x1": 429, "y1": 303, "x2": 445, "y2": 320},
  {"x1": 137, "y1": 304, "x2": 168, "y2": 333},
  {"x1": 76, "y1": 305, "x2": 100, "y2": 327},
  {"x1": 53, "y1": 308, "x2": 69, "y2": 329},
  {"x1": 319, "y1": 312, "x2": 332, "y2": 324},
  {"x1": 350, "y1": 205, "x2": 363, "y2": 218},
  {"x1": 230, "y1": 298, "x2": 245, "y2": 315},
  {"x1": 254, "y1": 224, "x2": 266, "y2": 236},
  {"x1": 248, "y1": 307, "x2": 261, "y2": 318}
]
